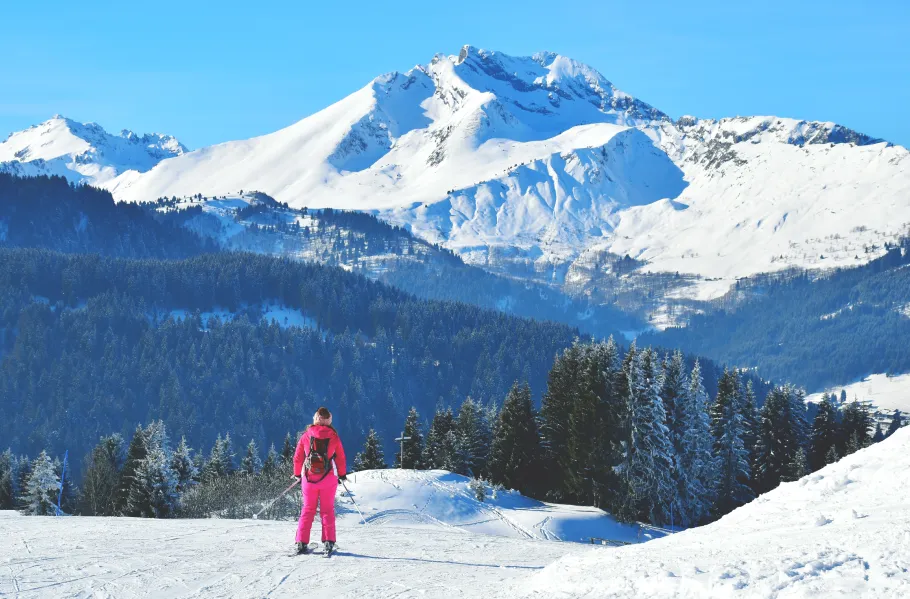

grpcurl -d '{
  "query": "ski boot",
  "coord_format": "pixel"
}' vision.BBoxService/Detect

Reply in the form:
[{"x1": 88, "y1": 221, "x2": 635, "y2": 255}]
[
  {"x1": 323, "y1": 541, "x2": 336, "y2": 557},
  {"x1": 296, "y1": 542, "x2": 311, "y2": 555}
]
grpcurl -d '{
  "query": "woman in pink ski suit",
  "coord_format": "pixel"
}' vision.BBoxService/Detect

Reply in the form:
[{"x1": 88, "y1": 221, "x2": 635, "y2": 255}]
[{"x1": 292, "y1": 407, "x2": 348, "y2": 554}]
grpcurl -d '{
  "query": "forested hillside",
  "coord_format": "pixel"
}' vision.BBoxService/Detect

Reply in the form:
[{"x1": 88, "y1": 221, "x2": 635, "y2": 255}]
[
  {"x1": 644, "y1": 241, "x2": 910, "y2": 389},
  {"x1": 0, "y1": 173, "x2": 212, "y2": 257},
  {"x1": 0, "y1": 249, "x2": 579, "y2": 462}
]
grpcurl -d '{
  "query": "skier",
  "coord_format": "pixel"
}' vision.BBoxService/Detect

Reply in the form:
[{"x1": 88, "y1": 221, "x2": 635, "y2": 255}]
[{"x1": 292, "y1": 407, "x2": 348, "y2": 556}]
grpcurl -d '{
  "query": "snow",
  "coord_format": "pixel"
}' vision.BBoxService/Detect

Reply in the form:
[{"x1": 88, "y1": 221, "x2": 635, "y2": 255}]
[
  {"x1": 513, "y1": 428, "x2": 910, "y2": 598},
  {"x1": 0, "y1": 469, "x2": 660, "y2": 598},
  {"x1": 806, "y1": 373, "x2": 910, "y2": 415},
  {"x1": 3, "y1": 437, "x2": 907, "y2": 597}
]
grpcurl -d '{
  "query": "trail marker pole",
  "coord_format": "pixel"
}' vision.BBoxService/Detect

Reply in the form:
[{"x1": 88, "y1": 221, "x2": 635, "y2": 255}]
[{"x1": 394, "y1": 433, "x2": 412, "y2": 468}]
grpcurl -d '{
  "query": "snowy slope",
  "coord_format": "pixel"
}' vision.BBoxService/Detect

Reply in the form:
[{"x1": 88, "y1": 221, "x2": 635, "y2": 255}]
[
  {"x1": 0, "y1": 115, "x2": 186, "y2": 186},
  {"x1": 513, "y1": 427, "x2": 910, "y2": 598},
  {"x1": 806, "y1": 372, "x2": 910, "y2": 415},
  {"x1": 0, "y1": 511, "x2": 589, "y2": 598}
]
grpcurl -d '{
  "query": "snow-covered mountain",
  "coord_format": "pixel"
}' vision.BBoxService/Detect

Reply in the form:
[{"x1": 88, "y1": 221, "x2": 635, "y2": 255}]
[
  {"x1": 0, "y1": 115, "x2": 186, "y2": 186},
  {"x1": 7, "y1": 46, "x2": 910, "y2": 312}
]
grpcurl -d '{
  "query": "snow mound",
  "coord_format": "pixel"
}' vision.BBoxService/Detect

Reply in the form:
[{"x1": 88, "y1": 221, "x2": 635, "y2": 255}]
[
  {"x1": 515, "y1": 427, "x2": 910, "y2": 598},
  {"x1": 340, "y1": 469, "x2": 662, "y2": 544}
]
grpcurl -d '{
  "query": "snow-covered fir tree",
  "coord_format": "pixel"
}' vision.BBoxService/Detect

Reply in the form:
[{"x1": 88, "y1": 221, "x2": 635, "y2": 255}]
[
  {"x1": 454, "y1": 397, "x2": 491, "y2": 477},
  {"x1": 202, "y1": 433, "x2": 235, "y2": 481},
  {"x1": 281, "y1": 432, "x2": 295, "y2": 464},
  {"x1": 678, "y1": 360, "x2": 715, "y2": 526},
  {"x1": 171, "y1": 436, "x2": 198, "y2": 492},
  {"x1": 872, "y1": 423, "x2": 885, "y2": 443},
  {"x1": 354, "y1": 428, "x2": 387, "y2": 471},
  {"x1": 659, "y1": 351, "x2": 690, "y2": 526},
  {"x1": 127, "y1": 421, "x2": 179, "y2": 518},
  {"x1": 395, "y1": 407, "x2": 424, "y2": 469},
  {"x1": 539, "y1": 340, "x2": 586, "y2": 502},
  {"x1": 241, "y1": 439, "x2": 262, "y2": 475},
  {"x1": 488, "y1": 381, "x2": 541, "y2": 496},
  {"x1": 810, "y1": 394, "x2": 840, "y2": 471},
  {"x1": 622, "y1": 348, "x2": 675, "y2": 525},
  {"x1": 422, "y1": 408, "x2": 456, "y2": 469},
  {"x1": 711, "y1": 369, "x2": 754, "y2": 514},
  {"x1": 22, "y1": 450, "x2": 60, "y2": 516},
  {"x1": 754, "y1": 386, "x2": 804, "y2": 492}
]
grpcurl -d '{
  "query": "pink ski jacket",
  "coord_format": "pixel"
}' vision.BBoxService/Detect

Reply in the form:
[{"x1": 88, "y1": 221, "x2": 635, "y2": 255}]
[{"x1": 293, "y1": 424, "x2": 348, "y2": 480}]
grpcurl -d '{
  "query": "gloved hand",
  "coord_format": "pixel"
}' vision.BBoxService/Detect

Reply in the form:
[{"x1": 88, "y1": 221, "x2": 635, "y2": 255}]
[
  {"x1": 338, "y1": 475, "x2": 347, "y2": 482},
  {"x1": 292, "y1": 474, "x2": 302, "y2": 483}
]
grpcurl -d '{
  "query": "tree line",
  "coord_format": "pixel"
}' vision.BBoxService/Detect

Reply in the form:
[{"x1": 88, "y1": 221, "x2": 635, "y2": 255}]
[{"x1": 6, "y1": 339, "x2": 902, "y2": 527}]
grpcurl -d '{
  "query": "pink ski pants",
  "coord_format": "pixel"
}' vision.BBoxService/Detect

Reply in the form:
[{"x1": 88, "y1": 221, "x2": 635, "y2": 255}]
[{"x1": 295, "y1": 474, "x2": 338, "y2": 543}]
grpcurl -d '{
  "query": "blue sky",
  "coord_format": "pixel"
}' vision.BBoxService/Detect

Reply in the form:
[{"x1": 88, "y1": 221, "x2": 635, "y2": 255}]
[{"x1": 2, "y1": 0, "x2": 908, "y2": 149}]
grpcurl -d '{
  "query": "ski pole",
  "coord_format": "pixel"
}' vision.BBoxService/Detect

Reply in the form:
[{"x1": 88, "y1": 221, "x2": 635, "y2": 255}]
[
  {"x1": 340, "y1": 480, "x2": 366, "y2": 525},
  {"x1": 252, "y1": 480, "x2": 299, "y2": 520}
]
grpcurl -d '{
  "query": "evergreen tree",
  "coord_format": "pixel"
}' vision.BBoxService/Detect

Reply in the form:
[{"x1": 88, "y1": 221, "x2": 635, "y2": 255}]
[
  {"x1": 539, "y1": 341, "x2": 585, "y2": 501},
  {"x1": 712, "y1": 369, "x2": 753, "y2": 514},
  {"x1": 281, "y1": 433, "x2": 295, "y2": 464},
  {"x1": 753, "y1": 387, "x2": 803, "y2": 493},
  {"x1": 810, "y1": 395, "x2": 840, "y2": 471},
  {"x1": 171, "y1": 436, "x2": 198, "y2": 492},
  {"x1": 660, "y1": 351, "x2": 690, "y2": 526},
  {"x1": 241, "y1": 439, "x2": 262, "y2": 475},
  {"x1": 454, "y1": 397, "x2": 491, "y2": 477},
  {"x1": 394, "y1": 407, "x2": 424, "y2": 469},
  {"x1": 354, "y1": 429, "x2": 387, "y2": 470},
  {"x1": 741, "y1": 381, "x2": 760, "y2": 468},
  {"x1": 0, "y1": 450, "x2": 16, "y2": 510},
  {"x1": 886, "y1": 410, "x2": 903, "y2": 438},
  {"x1": 262, "y1": 443, "x2": 280, "y2": 476},
  {"x1": 678, "y1": 360, "x2": 715, "y2": 526},
  {"x1": 80, "y1": 434, "x2": 124, "y2": 516},
  {"x1": 127, "y1": 422, "x2": 178, "y2": 518},
  {"x1": 115, "y1": 425, "x2": 148, "y2": 515},
  {"x1": 22, "y1": 451, "x2": 60, "y2": 516},
  {"x1": 202, "y1": 434, "x2": 235, "y2": 481},
  {"x1": 786, "y1": 448, "x2": 809, "y2": 481},
  {"x1": 422, "y1": 408, "x2": 456, "y2": 469},
  {"x1": 825, "y1": 445, "x2": 839, "y2": 465},
  {"x1": 488, "y1": 381, "x2": 542, "y2": 496},
  {"x1": 871, "y1": 423, "x2": 885, "y2": 443},
  {"x1": 621, "y1": 348, "x2": 675, "y2": 525},
  {"x1": 840, "y1": 400, "x2": 872, "y2": 455},
  {"x1": 15, "y1": 457, "x2": 31, "y2": 509}
]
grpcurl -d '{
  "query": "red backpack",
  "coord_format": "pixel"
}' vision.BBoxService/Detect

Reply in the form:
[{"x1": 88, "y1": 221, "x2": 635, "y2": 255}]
[{"x1": 304, "y1": 436, "x2": 332, "y2": 482}]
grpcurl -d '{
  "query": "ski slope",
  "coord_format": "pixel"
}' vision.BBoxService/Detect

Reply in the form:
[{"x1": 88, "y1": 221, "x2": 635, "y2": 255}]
[{"x1": 514, "y1": 427, "x2": 910, "y2": 598}]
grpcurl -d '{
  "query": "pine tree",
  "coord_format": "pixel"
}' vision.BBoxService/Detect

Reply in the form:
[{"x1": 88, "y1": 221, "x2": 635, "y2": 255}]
[
  {"x1": 422, "y1": 408, "x2": 456, "y2": 469},
  {"x1": 171, "y1": 436, "x2": 198, "y2": 492},
  {"x1": 241, "y1": 439, "x2": 262, "y2": 475},
  {"x1": 871, "y1": 423, "x2": 885, "y2": 443},
  {"x1": 677, "y1": 360, "x2": 715, "y2": 526},
  {"x1": 659, "y1": 351, "x2": 690, "y2": 525},
  {"x1": 825, "y1": 445, "x2": 839, "y2": 465},
  {"x1": 539, "y1": 341, "x2": 585, "y2": 501},
  {"x1": 115, "y1": 425, "x2": 148, "y2": 515},
  {"x1": 787, "y1": 448, "x2": 809, "y2": 481},
  {"x1": 127, "y1": 421, "x2": 178, "y2": 518},
  {"x1": 354, "y1": 429, "x2": 387, "y2": 470},
  {"x1": 886, "y1": 410, "x2": 903, "y2": 438},
  {"x1": 753, "y1": 387, "x2": 803, "y2": 493},
  {"x1": 488, "y1": 381, "x2": 542, "y2": 496},
  {"x1": 621, "y1": 348, "x2": 675, "y2": 525},
  {"x1": 395, "y1": 407, "x2": 424, "y2": 469},
  {"x1": 22, "y1": 451, "x2": 60, "y2": 516},
  {"x1": 712, "y1": 369, "x2": 753, "y2": 514},
  {"x1": 262, "y1": 443, "x2": 280, "y2": 476},
  {"x1": 80, "y1": 434, "x2": 124, "y2": 516},
  {"x1": 454, "y1": 397, "x2": 491, "y2": 477},
  {"x1": 840, "y1": 400, "x2": 872, "y2": 455},
  {"x1": 0, "y1": 450, "x2": 17, "y2": 510},
  {"x1": 810, "y1": 394, "x2": 840, "y2": 471},
  {"x1": 281, "y1": 432, "x2": 295, "y2": 464}
]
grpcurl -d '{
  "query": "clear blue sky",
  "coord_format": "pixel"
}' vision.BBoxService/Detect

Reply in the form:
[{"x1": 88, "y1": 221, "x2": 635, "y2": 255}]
[{"x1": 2, "y1": 0, "x2": 908, "y2": 149}]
